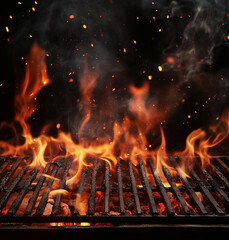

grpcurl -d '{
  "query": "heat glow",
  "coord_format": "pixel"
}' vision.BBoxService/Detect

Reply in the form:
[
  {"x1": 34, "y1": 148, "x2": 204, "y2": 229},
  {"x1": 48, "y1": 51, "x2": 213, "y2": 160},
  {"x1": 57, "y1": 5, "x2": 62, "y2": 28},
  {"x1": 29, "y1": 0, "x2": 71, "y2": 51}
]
[{"x1": 0, "y1": 43, "x2": 229, "y2": 212}]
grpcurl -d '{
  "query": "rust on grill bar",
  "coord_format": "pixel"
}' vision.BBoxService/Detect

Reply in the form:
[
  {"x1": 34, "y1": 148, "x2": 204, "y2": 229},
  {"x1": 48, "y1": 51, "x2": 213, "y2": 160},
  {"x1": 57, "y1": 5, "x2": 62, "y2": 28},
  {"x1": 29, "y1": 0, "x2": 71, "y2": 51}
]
[
  {"x1": 24, "y1": 162, "x2": 52, "y2": 216},
  {"x1": 116, "y1": 159, "x2": 125, "y2": 215},
  {"x1": 148, "y1": 160, "x2": 175, "y2": 215},
  {"x1": 128, "y1": 160, "x2": 142, "y2": 215},
  {"x1": 103, "y1": 161, "x2": 110, "y2": 215},
  {"x1": 162, "y1": 166, "x2": 191, "y2": 214},
  {"x1": 87, "y1": 158, "x2": 98, "y2": 215},
  {"x1": 0, "y1": 156, "x2": 229, "y2": 226},
  {"x1": 35, "y1": 162, "x2": 60, "y2": 216},
  {"x1": 138, "y1": 159, "x2": 158, "y2": 215}
]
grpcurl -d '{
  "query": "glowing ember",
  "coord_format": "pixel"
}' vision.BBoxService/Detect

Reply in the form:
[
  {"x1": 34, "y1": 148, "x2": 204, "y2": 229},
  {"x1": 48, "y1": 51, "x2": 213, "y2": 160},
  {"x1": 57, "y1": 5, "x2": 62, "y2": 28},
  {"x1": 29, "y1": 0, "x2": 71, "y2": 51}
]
[
  {"x1": 166, "y1": 57, "x2": 175, "y2": 64},
  {"x1": 158, "y1": 66, "x2": 162, "y2": 72}
]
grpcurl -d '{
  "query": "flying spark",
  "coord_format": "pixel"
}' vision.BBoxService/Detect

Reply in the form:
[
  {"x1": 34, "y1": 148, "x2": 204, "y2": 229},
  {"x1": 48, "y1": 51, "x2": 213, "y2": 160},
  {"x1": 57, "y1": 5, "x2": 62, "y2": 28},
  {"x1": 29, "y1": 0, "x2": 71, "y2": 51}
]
[{"x1": 158, "y1": 66, "x2": 162, "y2": 72}]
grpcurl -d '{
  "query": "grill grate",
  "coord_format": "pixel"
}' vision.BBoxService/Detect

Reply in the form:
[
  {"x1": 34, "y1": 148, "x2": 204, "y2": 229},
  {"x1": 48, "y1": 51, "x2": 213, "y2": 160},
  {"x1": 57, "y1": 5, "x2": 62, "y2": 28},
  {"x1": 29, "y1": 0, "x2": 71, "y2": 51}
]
[{"x1": 0, "y1": 155, "x2": 229, "y2": 225}]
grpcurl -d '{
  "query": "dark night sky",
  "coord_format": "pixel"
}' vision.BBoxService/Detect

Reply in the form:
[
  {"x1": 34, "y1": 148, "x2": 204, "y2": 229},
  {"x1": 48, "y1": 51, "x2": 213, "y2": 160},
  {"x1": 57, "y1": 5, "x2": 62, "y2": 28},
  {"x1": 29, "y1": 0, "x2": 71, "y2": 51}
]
[{"x1": 1, "y1": 0, "x2": 229, "y2": 152}]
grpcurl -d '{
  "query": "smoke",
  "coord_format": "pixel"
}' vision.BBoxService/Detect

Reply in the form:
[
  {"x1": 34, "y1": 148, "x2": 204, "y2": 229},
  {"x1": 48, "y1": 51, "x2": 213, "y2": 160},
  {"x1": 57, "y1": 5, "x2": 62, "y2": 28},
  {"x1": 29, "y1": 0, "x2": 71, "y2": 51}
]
[
  {"x1": 12, "y1": 0, "x2": 229, "y2": 84},
  {"x1": 149, "y1": 0, "x2": 229, "y2": 82},
  {"x1": 5, "y1": 0, "x2": 229, "y2": 149}
]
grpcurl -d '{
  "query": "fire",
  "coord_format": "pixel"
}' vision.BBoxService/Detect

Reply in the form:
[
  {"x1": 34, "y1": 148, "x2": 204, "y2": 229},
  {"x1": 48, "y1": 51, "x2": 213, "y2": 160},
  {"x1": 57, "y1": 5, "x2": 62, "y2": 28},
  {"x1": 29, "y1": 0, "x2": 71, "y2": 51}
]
[
  {"x1": 14, "y1": 42, "x2": 50, "y2": 126},
  {"x1": 0, "y1": 43, "x2": 51, "y2": 168},
  {"x1": 175, "y1": 116, "x2": 229, "y2": 172},
  {"x1": 129, "y1": 82, "x2": 150, "y2": 122},
  {"x1": 0, "y1": 42, "x2": 229, "y2": 216}
]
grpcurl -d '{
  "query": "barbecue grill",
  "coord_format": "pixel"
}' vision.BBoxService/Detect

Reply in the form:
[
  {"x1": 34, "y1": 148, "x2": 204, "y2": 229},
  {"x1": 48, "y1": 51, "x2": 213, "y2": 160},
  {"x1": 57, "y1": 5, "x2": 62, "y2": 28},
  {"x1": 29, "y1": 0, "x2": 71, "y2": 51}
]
[
  {"x1": 0, "y1": 155, "x2": 229, "y2": 239},
  {"x1": 2, "y1": 1, "x2": 229, "y2": 239}
]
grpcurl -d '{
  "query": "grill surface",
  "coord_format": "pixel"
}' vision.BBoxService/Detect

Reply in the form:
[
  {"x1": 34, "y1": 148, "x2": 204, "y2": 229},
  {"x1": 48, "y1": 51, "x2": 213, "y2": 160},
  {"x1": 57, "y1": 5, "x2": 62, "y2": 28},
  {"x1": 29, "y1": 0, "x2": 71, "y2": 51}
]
[{"x1": 0, "y1": 155, "x2": 229, "y2": 226}]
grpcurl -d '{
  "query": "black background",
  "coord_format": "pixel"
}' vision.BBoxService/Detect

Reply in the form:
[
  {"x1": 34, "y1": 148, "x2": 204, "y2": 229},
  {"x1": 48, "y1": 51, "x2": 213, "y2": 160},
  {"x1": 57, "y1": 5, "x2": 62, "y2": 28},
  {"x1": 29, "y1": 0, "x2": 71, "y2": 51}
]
[{"x1": 1, "y1": 0, "x2": 229, "y2": 153}]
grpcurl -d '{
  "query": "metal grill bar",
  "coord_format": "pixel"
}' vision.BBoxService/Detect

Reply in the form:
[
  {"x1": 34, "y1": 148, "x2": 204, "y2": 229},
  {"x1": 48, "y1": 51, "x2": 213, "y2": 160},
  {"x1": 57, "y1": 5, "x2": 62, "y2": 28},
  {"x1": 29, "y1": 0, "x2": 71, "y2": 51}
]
[
  {"x1": 0, "y1": 158, "x2": 29, "y2": 212},
  {"x1": 148, "y1": 161, "x2": 175, "y2": 215},
  {"x1": 103, "y1": 161, "x2": 110, "y2": 215},
  {"x1": 190, "y1": 170, "x2": 225, "y2": 215},
  {"x1": 24, "y1": 162, "x2": 51, "y2": 216},
  {"x1": 0, "y1": 214, "x2": 229, "y2": 224},
  {"x1": 8, "y1": 168, "x2": 39, "y2": 215},
  {"x1": 116, "y1": 159, "x2": 125, "y2": 214},
  {"x1": 138, "y1": 159, "x2": 158, "y2": 214},
  {"x1": 211, "y1": 163, "x2": 229, "y2": 188},
  {"x1": 0, "y1": 158, "x2": 14, "y2": 185},
  {"x1": 128, "y1": 160, "x2": 142, "y2": 215},
  {"x1": 202, "y1": 169, "x2": 229, "y2": 204},
  {"x1": 175, "y1": 164, "x2": 208, "y2": 214},
  {"x1": 162, "y1": 166, "x2": 191, "y2": 214},
  {"x1": 35, "y1": 163, "x2": 59, "y2": 215},
  {"x1": 72, "y1": 167, "x2": 88, "y2": 215},
  {"x1": 77, "y1": 168, "x2": 88, "y2": 195},
  {"x1": 88, "y1": 159, "x2": 98, "y2": 215},
  {"x1": 0, "y1": 157, "x2": 22, "y2": 191},
  {"x1": 215, "y1": 157, "x2": 229, "y2": 174},
  {"x1": 52, "y1": 161, "x2": 71, "y2": 215},
  {"x1": 0, "y1": 155, "x2": 229, "y2": 226}
]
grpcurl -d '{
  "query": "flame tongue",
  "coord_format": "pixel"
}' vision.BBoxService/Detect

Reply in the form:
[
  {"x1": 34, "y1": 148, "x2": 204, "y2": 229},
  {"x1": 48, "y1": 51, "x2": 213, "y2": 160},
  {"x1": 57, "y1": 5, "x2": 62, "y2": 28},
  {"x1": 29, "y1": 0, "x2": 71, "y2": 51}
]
[
  {"x1": 0, "y1": 43, "x2": 50, "y2": 167},
  {"x1": 0, "y1": 42, "x2": 229, "y2": 208},
  {"x1": 78, "y1": 60, "x2": 98, "y2": 143},
  {"x1": 18, "y1": 43, "x2": 50, "y2": 168},
  {"x1": 15, "y1": 42, "x2": 50, "y2": 123}
]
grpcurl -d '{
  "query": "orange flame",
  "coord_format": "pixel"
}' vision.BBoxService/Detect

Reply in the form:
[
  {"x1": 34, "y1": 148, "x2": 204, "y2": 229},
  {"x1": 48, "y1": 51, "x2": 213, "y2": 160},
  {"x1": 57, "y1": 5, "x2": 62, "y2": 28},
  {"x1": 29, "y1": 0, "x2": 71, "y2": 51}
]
[
  {"x1": 176, "y1": 116, "x2": 229, "y2": 172},
  {"x1": 0, "y1": 43, "x2": 50, "y2": 167},
  {"x1": 0, "y1": 42, "x2": 229, "y2": 215}
]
